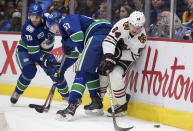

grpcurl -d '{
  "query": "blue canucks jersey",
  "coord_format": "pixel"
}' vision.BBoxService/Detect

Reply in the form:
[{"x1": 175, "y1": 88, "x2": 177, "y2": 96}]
[
  {"x1": 17, "y1": 16, "x2": 54, "y2": 62},
  {"x1": 59, "y1": 14, "x2": 112, "y2": 53}
]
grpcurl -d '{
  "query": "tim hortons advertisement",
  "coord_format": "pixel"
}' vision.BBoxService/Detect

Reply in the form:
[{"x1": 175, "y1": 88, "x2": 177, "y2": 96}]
[{"x1": 125, "y1": 40, "x2": 193, "y2": 113}]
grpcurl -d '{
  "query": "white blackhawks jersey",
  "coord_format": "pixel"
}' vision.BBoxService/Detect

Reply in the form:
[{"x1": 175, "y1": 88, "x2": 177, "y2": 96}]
[{"x1": 103, "y1": 17, "x2": 147, "y2": 61}]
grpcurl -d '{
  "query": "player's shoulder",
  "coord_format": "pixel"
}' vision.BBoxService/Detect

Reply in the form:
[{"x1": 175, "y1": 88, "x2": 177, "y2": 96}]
[
  {"x1": 62, "y1": 14, "x2": 80, "y2": 21},
  {"x1": 59, "y1": 14, "x2": 81, "y2": 28},
  {"x1": 115, "y1": 18, "x2": 129, "y2": 26},
  {"x1": 114, "y1": 18, "x2": 130, "y2": 31}
]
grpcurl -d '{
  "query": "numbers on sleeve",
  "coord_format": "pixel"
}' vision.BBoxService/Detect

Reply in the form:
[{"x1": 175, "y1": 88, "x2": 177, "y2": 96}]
[{"x1": 63, "y1": 23, "x2": 70, "y2": 30}]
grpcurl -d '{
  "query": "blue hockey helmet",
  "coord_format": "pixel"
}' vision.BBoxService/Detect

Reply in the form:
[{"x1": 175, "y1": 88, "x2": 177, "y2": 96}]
[
  {"x1": 46, "y1": 11, "x2": 62, "y2": 28},
  {"x1": 28, "y1": 3, "x2": 43, "y2": 16}
]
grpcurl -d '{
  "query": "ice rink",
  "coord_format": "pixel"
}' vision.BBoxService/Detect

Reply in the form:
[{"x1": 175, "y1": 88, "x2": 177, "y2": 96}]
[{"x1": 0, "y1": 95, "x2": 185, "y2": 131}]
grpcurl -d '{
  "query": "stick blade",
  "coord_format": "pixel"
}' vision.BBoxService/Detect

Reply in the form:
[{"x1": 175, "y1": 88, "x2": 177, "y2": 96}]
[
  {"x1": 113, "y1": 115, "x2": 134, "y2": 131},
  {"x1": 114, "y1": 125, "x2": 134, "y2": 131},
  {"x1": 29, "y1": 104, "x2": 43, "y2": 108},
  {"x1": 35, "y1": 106, "x2": 44, "y2": 113}
]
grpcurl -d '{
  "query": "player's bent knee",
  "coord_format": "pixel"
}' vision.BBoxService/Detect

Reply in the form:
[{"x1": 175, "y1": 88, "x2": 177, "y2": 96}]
[
  {"x1": 110, "y1": 67, "x2": 124, "y2": 82},
  {"x1": 22, "y1": 65, "x2": 37, "y2": 79},
  {"x1": 99, "y1": 75, "x2": 109, "y2": 87}
]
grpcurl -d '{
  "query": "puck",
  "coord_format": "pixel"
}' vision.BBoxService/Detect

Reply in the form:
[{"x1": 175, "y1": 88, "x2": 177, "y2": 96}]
[{"x1": 154, "y1": 124, "x2": 160, "y2": 128}]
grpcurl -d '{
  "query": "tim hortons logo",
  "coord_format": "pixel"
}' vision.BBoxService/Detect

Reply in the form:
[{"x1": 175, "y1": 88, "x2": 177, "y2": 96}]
[{"x1": 125, "y1": 46, "x2": 193, "y2": 103}]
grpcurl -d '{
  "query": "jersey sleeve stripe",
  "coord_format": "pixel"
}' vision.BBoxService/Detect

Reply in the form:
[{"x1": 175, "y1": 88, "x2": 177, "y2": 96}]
[
  {"x1": 70, "y1": 31, "x2": 84, "y2": 42},
  {"x1": 27, "y1": 45, "x2": 40, "y2": 54},
  {"x1": 108, "y1": 35, "x2": 118, "y2": 43},
  {"x1": 66, "y1": 51, "x2": 79, "y2": 58},
  {"x1": 131, "y1": 51, "x2": 136, "y2": 61},
  {"x1": 19, "y1": 40, "x2": 27, "y2": 49}
]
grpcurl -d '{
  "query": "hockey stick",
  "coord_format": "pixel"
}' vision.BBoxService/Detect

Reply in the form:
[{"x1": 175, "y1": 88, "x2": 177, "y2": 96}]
[
  {"x1": 29, "y1": 55, "x2": 65, "y2": 113},
  {"x1": 29, "y1": 85, "x2": 56, "y2": 113},
  {"x1": 107, "y1": 62, "x2": 134, "y2": 131},
  {"x1": 108, "y1": 78, "x2": 134, "y2": 131}
]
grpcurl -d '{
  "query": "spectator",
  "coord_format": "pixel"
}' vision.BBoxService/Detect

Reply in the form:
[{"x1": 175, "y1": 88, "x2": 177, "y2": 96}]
[
  {"x1": 15, "y1": 0, "x2": 22, "y2": 12},
  {"x1": 148, "y1": 11, "x2": 182, "y2": 38},
  {"x1": 73, "y1": 0, "x2": 85, "y2": 14},
  {"x1": 36, "y1": 0, "x2": 52, "y2": 13},
  {"x1": 97, "y1": 2, "x2": 108, "y2": 19},
  {"x1": 184, "y1": 0, "x2": 193, "y2": 5},
  {"x1": 111, "y1": 6, "x2": 120, "y2": 24},
  {"x1": 5, "y1": 0, "x2": 16, "y2": 19},
  {"x1": 179, "y1": 21, "x2": 193, "y2": 40},
  {"x1": 119, "y1": 4, "x2": 134, "y2": 19},
  {"x1": 128, "y1": 0, "x2": 144, "y2": 11},
  {"x1": 83, "y1": 0, "x2": 98, "y2": 18},
  {"x1": 0, "y1": 0, "x2": 6, "y2": 12},
  {"x1": 150, "y1": 0, "x2": 169, "y2": 25},
  {"x1": 182, "y1": 3, "x2": 193, "y2": 23},
  {"x1": 48, "y1": 0, "x2": 67, "y2": 13},
  {"x1": 0, "y1": 12, "x2": 11, "y2": 31},
  {"x1": 176, "y1": 0, "x2": 188, "y2": 20},
  {"x1": 55, "y1": 7, "x2": 68, "y2": 16},
  {"x1": 9, "y1": 11, "x2": 22, "y2": 32}
]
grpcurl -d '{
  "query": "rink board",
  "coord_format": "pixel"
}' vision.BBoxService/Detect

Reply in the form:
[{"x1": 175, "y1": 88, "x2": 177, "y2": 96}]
[{"x1": 0, "y1": 33, "x2": 193, "y2": 130}]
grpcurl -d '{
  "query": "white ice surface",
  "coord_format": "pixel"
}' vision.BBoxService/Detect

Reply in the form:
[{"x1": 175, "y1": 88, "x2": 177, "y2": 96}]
[{"x1": 0, "y1": 95, "x2": 185, "y2": 131}]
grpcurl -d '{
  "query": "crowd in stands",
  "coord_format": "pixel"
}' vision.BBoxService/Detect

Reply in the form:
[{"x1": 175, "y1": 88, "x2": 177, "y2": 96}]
[
  {"x1": 0, "y1": 0, "x2": 22, "y2": 31},
  {"x1": 0, "y1": 0, "x2": 193, "y2": 40}
]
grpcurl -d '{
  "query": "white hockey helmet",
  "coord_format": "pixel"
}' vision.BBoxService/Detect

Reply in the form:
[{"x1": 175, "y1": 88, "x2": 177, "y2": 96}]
[{"x1": 128, "y1": 11, "x2": 146, "y2": 27}]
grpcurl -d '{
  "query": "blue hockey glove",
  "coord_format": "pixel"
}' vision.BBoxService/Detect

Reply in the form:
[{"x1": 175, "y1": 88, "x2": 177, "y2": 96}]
[
  {"x1": 99, "y1": 53, "x2": 116, "y2": 76},
  {"x1": 52, "y1": 72, "x2": 64, "y2": 84},
  {"x1": 40, "y1": 53, "x2": 57, "y2": 67}
]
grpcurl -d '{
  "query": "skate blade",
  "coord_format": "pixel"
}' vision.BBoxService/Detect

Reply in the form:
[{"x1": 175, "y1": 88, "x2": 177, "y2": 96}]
[
  {"x1": 85, "y1": 109, "x2": 104, "y2": 116},
  {"x1": 56, "y1": 114, "x2": 73, "y2": 121},
  {"x1": 107, "y1": 112, "x2": 125, "y2": 117}
]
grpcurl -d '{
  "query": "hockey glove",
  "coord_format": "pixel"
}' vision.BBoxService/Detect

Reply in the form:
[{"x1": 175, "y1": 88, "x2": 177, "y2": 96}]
[
  {"x1": 40, "y1": 53, "x2": 58, "y2": 67},
  {"x1": 61, "y1": 39, "x2": 74, "y2": 55},
  {"x1": 52, "y1": 72, "x2": 64, "y2": 84},
  {"x1": 99, "y1": 53, "x2": 116, "y2": 76}
]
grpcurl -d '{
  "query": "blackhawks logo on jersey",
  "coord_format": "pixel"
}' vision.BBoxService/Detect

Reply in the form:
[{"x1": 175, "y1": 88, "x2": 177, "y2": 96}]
[
  {"x1": 123, "y1": 22, "x2": 129, "y2": 30},
  {"x1": 138, "y1": 33, "x2": 147, "y2": 43}
]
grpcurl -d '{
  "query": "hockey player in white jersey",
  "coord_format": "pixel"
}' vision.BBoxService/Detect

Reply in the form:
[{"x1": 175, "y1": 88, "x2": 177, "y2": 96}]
[{"x1": 98, "y1": 11, "x2": 147, "y2": 115}]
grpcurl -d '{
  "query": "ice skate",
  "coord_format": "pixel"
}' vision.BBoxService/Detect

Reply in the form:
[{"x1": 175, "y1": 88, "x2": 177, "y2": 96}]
[
  {"x1": 10, "y1": 90, "x2": 21, "y2": 104},
  {"x1": 107, "y1": 101, "x2": 128, "y2": 117},
  {"x1": 56, "y1": 99, "x2": 81, "y2": 121},
  {"x1": 84, "y1": 95, "x2": 104, "y2": 116}
]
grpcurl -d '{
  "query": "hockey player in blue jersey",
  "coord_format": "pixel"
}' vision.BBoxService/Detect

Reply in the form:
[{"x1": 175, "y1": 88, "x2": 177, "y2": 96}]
[
  {"x1": 46, "y1": 11, "x2": 112, "y2": 120},
  {"x1": 10, "y1": 3, "x2": 69, "y2": 104}
]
